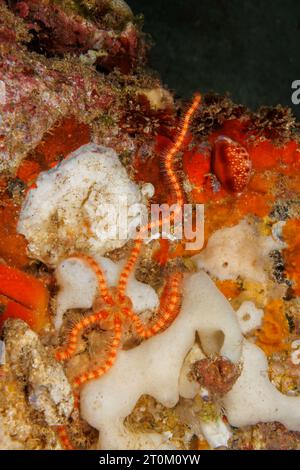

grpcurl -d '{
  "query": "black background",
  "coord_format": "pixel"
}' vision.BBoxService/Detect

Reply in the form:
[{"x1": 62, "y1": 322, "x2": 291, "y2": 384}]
[{"x1": 128, "y1": 0, "x2": 300, "y2": 119}]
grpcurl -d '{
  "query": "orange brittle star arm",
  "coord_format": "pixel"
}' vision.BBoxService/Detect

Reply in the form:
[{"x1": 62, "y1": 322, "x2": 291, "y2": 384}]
[
  {"x1": 117, "y1": 239, "x2": 143, "y2": 297},
  {"x1": 55, "y1": 310, "x2": 109, "y2": 361},
  {"x1": 56, "y1": 425, "x2": 75, "y2": 450},
  {"x1": 117, "y1": 94, "x2": 201, "y2": 296},
  {"x1": 164, "y1": 93, "x2": 202, "y2": 208},
  {"x1": 73, "y1": 315, "x2": 122, "y2": 388},
  {"x1": 123, "y1": 272, "x2": 183, "y2": 339}
]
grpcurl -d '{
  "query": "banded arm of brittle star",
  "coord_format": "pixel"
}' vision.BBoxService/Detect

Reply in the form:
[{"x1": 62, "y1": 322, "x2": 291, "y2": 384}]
[
  {"x1": 117, "y1": 94, "x2": 201, "y2": 295},
  {"x1": 56, "y1": 425, "x2": 75, "y2": 450},
  {"x1": 56, "y1": 322, "x2": 121, "y2": 450},
  {"x1": 122, "y1": 272, "x2": 183, "y2": 339},
  {"x1": 55, "y1": 310, "x2": 109, "y2": 361},
  {"x1": 73, "y1": 316, "x2": 122, "y2": 388},
  {"x1": 118, "y1": 239, "x2": 143, "y2": 295}
]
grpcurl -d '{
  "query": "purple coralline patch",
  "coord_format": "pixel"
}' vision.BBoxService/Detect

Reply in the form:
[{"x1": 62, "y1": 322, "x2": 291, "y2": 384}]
[
  {"x1": 0, "y1": 1, "x2": 163, "y2": 174},
  {"x1": 8, "y1": 0, "x2": 145, "y2": 73}
]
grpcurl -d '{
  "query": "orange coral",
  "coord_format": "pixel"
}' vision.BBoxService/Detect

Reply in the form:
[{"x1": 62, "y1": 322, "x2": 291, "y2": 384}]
[
  {"x1": 249, "y1": 139, "x2": 300, "y2": 173},
  {"x1": 235, "y1": 190, "x2": 273, "y2": 218},
  {"x1": 250, "y1": 140, "x2": 281, "y2": 171},
  {"x1": 16, "y1": 117, "x2": 91, "y2": 189},
  {"x1": 0, "y1": 199, "x2": 29, "y2": 268},
  {"x1": 256, "y1": 300, "x2": 289, "y2": 355},
  {"x1": 215, "y1": 279, "x2": 241, "y2": 300},
  {"x1": 209, "y1": 118, "x2": 250, "y2": 147},
  {"x1": 16, "y1": 160, "x2": 41, "y2": 185},
  {"x1": 134, "y1": 134, "x2": 178, "y2": 205},
  {"x1": 0, "y1": 264, "x2": 49, "y2": 333},
  {"x1": 182, "y1": 145, "x2": 210, "y2": 190},
  {"x1": 34, "y1": 117, "x2": 90, "y2": 168},
  {"x1": 0, "y1": 295, "x2": 34, "y2": 327}
]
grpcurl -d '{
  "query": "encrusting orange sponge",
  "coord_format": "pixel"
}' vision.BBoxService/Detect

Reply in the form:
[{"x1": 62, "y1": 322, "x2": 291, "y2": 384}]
[{"x1": 0, "y1": 264, "x2": 49, "y2": 333}]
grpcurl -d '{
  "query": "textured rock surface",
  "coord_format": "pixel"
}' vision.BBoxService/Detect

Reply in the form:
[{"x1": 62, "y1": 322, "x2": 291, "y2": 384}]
[
  {"x1": 4, "y1": 319, "x2": 73, "y2": 426},
  {"x1": 0, "y1": 0, "x2": 167, "y2": 174}
]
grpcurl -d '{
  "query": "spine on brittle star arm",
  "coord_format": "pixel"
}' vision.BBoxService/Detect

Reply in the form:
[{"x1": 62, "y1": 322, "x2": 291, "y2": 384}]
[
  {"x1": 70, "y1": 254, "x2": 113, "y2": 304},
  {"x1": 124, "y1": 272, "x2": 183, "y2": 339},
  {"x1": 55, "y1": 310, "x2": 109, "y2": 361},
  {"x1": 73, "y1": 316, "x2": 122, "y2": 388}
]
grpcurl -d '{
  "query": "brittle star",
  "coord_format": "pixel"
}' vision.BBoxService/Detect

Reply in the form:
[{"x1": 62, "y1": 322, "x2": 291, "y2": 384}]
[{"x1": 55, "y1": 93, "x2": 201, "y2": 449}]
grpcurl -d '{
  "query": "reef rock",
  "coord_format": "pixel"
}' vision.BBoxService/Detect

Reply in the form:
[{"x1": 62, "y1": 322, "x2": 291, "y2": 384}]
[{"x1": 3, "y1": 319, "x2": 73, "y2": 426}]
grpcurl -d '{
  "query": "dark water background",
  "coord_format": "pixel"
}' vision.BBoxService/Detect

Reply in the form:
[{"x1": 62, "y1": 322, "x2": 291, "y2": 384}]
[{"x1": 128, "y1": 0, "x2": 300, "y2": 119}]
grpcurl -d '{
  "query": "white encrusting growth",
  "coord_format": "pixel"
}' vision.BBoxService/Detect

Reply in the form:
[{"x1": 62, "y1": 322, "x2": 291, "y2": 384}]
[
  {"x1": 80, "y1": 271, "x2": 243, "y2": 449},
  {"x1": 222, "y1": 340, "x2": 300, "y2": 431},
  {"x1": 235, "y1": 301, "x2": 263, "y2": 334},
  {"x1": 55, "y1": 256, "x2": 159, "y2": 330},
  {"x1": 193, "y1": 218, "x2": 283, "y2": 283},
  {"x1": 18, "y1": 144, "x2": 152, "y2": 265},
  {"x1": 291, "y1": 340, "x2": 300, "y2": 366},
  {"x1": 199, "y1": 419, "x2": 232, "y2": 449}
]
